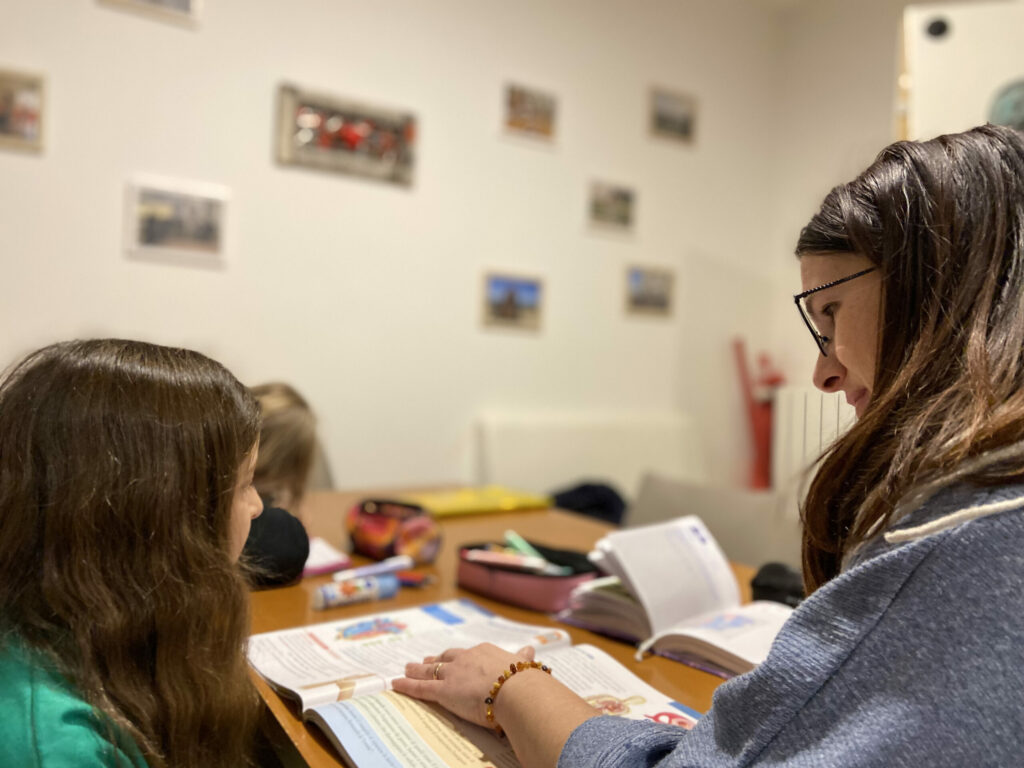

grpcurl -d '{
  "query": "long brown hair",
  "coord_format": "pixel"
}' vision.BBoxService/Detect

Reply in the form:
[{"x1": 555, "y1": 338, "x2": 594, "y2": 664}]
[
  {"x1": 0, "y1": 339, "x2": 261, "y2": 767},
  {"x1": 797, "y1": 124, "x2": 1024, "y2": 592}
]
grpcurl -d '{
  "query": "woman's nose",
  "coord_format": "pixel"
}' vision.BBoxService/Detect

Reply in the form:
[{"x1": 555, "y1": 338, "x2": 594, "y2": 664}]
[
  {"x1": 812, "y1": 351, "x2": 846, "y2": 393},
  {"x1": 251, "y1": 488, "x2": 264, "y2": 520}
]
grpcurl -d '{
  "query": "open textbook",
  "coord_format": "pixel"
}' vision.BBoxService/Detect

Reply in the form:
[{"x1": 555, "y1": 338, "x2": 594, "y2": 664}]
[
  {"x1": 249, "y1": 599, "x2": 701, "y2": 768},
  {"x1": 558, "y1": 516, "x2": 793, "y2": 677}
]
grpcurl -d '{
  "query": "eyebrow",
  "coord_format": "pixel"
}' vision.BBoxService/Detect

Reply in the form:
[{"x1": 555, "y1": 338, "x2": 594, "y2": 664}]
[{"x1": 803, "y1": 294, "x2": 825, "y2": 321}]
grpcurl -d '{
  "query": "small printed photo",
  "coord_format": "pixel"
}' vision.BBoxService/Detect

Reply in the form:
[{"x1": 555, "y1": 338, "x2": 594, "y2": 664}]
[
  {"x1": 650, "y1": 87, "x2": 697, "y2": 144},
  {"x1": 989, "y1": 79, "x2": 1024, "y2": 131},
  {"x1": 99, "y1": 0, "x2": 201, "y2": 24},
  {"x1": 125, "y1": 176, "x2": 228, "y2": 268},
  {"x1": 0, "y1": 68, "x2": 44, "y2": 152},
  {"x1": 276, "y1": 83, "x2": 416, "y2": 186},
  {"x1": 626, "y1": 266, "x2": 674, "y2": 316},
  {"x1": 589, "y1": 181, "x2": 635, "y2": 230},
  {"x1": 504, "y1": 83, "x2": 557, "y2": 140},
  {"x1": 482, "y1": 272, "x2": 543, "y2": 331}
]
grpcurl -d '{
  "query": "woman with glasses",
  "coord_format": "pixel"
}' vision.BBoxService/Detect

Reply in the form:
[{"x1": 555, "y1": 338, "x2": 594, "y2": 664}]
[{"x1": 395, "y1": 124, "x2": 1024, "y2": 766}]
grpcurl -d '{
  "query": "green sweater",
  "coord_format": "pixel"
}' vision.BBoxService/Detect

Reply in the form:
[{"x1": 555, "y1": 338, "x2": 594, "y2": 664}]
[{"x1": 0, "y1": 639, "x2": 148, "y2": 767}]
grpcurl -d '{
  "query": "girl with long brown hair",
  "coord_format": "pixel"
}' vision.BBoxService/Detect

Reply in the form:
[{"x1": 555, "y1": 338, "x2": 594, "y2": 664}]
[
  {"x1": 0, "y1": 339, "x2": 264, "y2": 767},
  {"x1": 393, "y1": 125, "x2": 1024, "y2": 766}
]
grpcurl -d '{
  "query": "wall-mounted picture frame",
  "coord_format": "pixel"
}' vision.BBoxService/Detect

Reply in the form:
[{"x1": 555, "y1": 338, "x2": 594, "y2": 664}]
[
  {"x1": 626, "y1": 265, "x2": 674, "y2": 316},
  {"x1": 98, "y1": 0, "x2": 201, "y2": 26},
  {"x1": 276, "y1": 83, "x2": 416, "y2": 186},
  {"x1": 989, "y1": 79, "x2": 1024, "y2": 131},
  {"x1": 649, "y1": 86, "x2": 697, "y2": 144},
  {"x1": 482, "y1": 272, "x2": 543, "y2": 331},
  {"x1": 124, "y1": 175, "x2": 229, "y2": 269},
  {"x1": 0, "y1": 68, "x2": 44, "y2": 153},
  {"x1": 504, "y1": 83, "x2": 557, "y2": 140},
  {"x1": 589, "y1": 181, "x2": 635, "y2": 231}
]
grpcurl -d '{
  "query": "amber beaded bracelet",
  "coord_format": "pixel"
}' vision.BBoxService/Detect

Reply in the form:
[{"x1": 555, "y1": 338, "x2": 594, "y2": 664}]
[{"x1": 484, "y1": 660, "x2": 552, "y2": 736}]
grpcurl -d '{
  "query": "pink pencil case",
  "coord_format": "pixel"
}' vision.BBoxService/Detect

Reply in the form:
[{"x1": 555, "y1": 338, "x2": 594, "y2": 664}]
[{"x1": 456, "y1": 541, "x2": 598, "y2": 613}]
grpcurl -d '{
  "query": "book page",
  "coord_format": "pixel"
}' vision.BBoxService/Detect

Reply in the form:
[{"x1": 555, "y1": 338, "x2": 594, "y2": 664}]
[
  {"x1": 542, "y1": 643, "x2": 701, "y2": 728},
  {"x1": 248, "y1": 599, "x2": 571, "y2": 711},
  {"x1": 598, "y1": 516, "x2": 740, "y2": 636},
  {"x1": 302, "y1": 536, "x2": 352, "y2": 577},
  {"x1": 557, "y1": 576, "x2": 649, "y2": 642},
  {"x1": 307, "y1": 642, "x2": 700, "y2": 768},
  {"x1": 309, "y1": 692, "x2": 518, "y2": 768},
  {"x1": 641, "y1": 601, "x2": 792, "y2": 674}
]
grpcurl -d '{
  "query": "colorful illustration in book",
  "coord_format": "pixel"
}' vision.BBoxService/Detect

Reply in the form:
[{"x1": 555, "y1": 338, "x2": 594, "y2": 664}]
[
  {"x1": 585, "y1": 693, "x2": 646, "y2": 716},
  {"x1": 700, "y1": 614, "x2": 754, "y2": 632},
  {"x1": 337, "y1": 617, "x2": 407, "y2": 641},
  {"x1": 645, "y1": 710, "x2": 698, "y2": 729}
]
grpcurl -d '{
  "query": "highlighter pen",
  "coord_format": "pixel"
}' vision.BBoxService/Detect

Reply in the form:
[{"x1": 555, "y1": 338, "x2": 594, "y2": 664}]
[
  {"x1": 504, "y1": 529, "x2": 573, "y2": 575},
  {"x1": 331, "y1": 554, "x2": 414, "y2": 582}
]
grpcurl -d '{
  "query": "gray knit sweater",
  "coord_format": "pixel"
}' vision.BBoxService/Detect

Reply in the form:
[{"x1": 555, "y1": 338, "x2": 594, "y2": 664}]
[{"x1": 559, "y1": 482, "x2": 1024, "y2": 767}]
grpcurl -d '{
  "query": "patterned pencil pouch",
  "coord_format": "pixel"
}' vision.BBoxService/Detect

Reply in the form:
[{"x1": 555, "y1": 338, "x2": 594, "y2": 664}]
[{"x1": 346, "y1": 499, "x2": 442, "y2": 564}]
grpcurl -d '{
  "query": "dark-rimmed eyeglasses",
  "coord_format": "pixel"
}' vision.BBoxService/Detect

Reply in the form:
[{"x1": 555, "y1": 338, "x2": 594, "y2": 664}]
[{"x1": 793, "y1": 267, "x2": 876, "y2": 356}]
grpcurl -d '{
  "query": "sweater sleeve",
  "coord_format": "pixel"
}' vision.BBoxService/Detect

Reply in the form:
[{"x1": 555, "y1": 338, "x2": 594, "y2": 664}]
[
  {"x1": 559, "y1": 505, "x2": 1024, "y2": 768},
  {"x1": 560, "y1": 716, "x2": 696, "y2": 768}
]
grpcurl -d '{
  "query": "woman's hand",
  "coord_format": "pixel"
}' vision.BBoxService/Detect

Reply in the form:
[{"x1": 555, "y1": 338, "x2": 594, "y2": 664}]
[
  {"x1": 395, "y1": 642, "x2": 601, "y2": 768},
  {"x1": 392, "y1": 642, "x2": 536, "y2": 727}
]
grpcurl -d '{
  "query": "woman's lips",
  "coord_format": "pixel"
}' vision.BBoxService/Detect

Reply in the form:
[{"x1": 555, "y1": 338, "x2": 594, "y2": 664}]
[{"x1": 847, "y1": 389, "x2": 869, "y2": 415}]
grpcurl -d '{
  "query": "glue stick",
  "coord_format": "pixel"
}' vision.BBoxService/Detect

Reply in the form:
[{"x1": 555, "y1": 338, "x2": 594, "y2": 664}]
[{"x1": 312, "y1": 574, "x2": 400, "y2": 611}]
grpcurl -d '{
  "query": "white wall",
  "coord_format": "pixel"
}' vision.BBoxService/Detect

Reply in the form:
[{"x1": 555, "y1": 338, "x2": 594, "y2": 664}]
[
  {"x1": 0, "y1": 0, "x2": 785, "y2": 490},
  {"x1": 905, "y1": 0, "x2": 1024, "y2": 139},
  {"x1": 764, "y1": 0, "x2": 1003, "y2": 390},
  {"x1": 766, "y1": 0, "x2": 909, "y2": 385}
]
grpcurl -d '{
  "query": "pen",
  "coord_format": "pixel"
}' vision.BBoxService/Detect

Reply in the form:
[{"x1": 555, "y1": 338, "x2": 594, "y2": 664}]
[
  {"x1": 331, "y1": 554, "x2": 414, "y2": 582},
  {"x1": 504, "y1": 529, "x2": 546, "y2": 558},
  {"x1": 503, "y1": 530, "x2": 573, "y2": 575}
]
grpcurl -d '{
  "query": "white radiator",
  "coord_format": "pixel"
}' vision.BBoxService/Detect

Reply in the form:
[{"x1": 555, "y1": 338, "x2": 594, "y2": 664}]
[
  {"x1": 474, "y1": 411, "x2": 707, "y2": 501},
  {"x1": 772, "y1": 387, "x2": 855, "y2": 517}
]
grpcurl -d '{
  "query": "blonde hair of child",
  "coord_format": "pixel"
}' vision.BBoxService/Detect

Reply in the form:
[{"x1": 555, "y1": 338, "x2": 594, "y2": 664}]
[{"x1": 250, "y1": 382, "x2": 316, "y2": 510}]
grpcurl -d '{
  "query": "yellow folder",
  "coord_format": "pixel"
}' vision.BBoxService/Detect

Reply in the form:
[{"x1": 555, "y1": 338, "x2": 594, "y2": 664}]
[{"x1": 398, "y1": 486, "x2": 552, "y2": 518}]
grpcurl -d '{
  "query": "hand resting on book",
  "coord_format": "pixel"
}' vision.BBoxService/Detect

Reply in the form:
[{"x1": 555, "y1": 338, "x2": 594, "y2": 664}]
[
  {"x1": 395, "y1": 641, "x2": 602, "y2": 768},
  {"x1": 394, "y1": 642, "x2": 536, "y2": 727}
]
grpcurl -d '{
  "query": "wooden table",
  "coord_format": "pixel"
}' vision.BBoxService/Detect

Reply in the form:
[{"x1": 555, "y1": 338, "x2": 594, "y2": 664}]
[{"x1": 251, "y1": 489, "x2": 754, "y2": 768}]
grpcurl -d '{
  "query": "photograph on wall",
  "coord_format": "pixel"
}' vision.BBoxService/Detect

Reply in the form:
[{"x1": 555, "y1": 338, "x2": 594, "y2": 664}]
[
  {"x1": 125, "y1": 176, "x2": 228, "y2": 268},
  {"x1": 626, "y1": 265, "x2": 674, "y2": 316},
  {"x1": 589, "y1": 181, "x2": 635, "y2": 230},
  {"x1": 0, "y1": 68, "x2": 44, "y2": 152},
  {"x1": 276, "y1": 83, "x2": 416, "y2": 186},
  {"x1": 99, "y1": 0, "x2": 201, "y2": 25},
  {"x1": 482, "y1": 272, "x2": 543, "y2": 331},
  {"x1": 989, "y1": 79, "x2": 1024, "y2": 131},
  {"x1": 649, "y1": 87, "x2": 697, "y2": 144},
  {"x1": 504, "y1": 83, "x2": 557, "y2": 140}
]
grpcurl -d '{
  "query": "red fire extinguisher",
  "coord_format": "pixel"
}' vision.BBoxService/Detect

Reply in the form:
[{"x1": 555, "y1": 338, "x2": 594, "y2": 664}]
[{"x1": 733, "y1": 339, "x2": 784, "y2": 489}]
